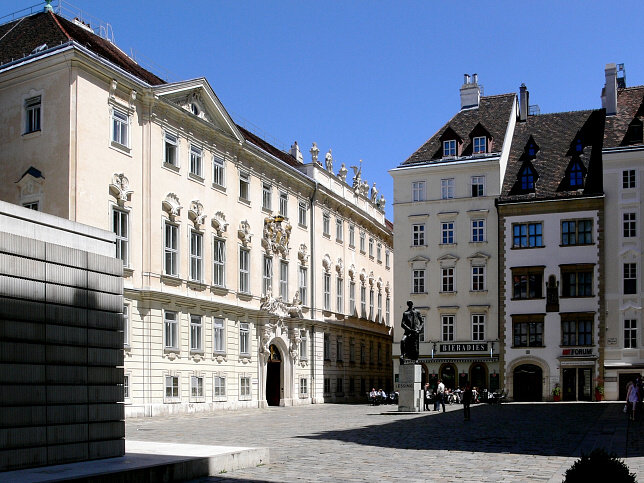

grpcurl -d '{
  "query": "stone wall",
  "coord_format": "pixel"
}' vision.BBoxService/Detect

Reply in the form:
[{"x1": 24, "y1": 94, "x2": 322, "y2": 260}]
[{"x1": 0, "y1": 201, "x2": 124, "y2": 471}]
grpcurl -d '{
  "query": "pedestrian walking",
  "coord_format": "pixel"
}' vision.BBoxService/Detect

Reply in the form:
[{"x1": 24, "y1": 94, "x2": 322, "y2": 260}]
[
  {"x1": 463, "y1": 384, "x2": 473, "y2": 421},
  {"x1": 627, "y1": 380, "x2": 639, "y2": 421},
  {"x1": 424, "y1": 383, "x2": 431, "y2": 411},
  {"x1": 435, "y1": 379, "x2": 445, "y2": 412}
]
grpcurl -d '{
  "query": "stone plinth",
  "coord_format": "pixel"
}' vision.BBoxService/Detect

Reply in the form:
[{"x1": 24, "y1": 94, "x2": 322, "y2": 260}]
[{"x1": 398, "y1": 363, "x2": 422, "y2": 412}]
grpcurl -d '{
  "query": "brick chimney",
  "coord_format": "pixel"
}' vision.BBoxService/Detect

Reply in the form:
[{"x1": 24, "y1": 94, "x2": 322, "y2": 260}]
[
  {"x1": 519, "y1": 84, "x2": 529, "y2": 122},
  {"x1": 601, "y1": 63, "x2": 617, "y2": 116},
  {"x1": 460, "y1": 73, "x2": 481, "y2": 110}
]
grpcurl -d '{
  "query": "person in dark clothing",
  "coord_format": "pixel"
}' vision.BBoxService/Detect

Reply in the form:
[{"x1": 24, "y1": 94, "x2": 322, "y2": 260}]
[
  {"x1": 463, "y1": 384, "x2": 473, "y2": 421},
  {"x1": 424, "y1": 383, "x2": 431, "y2": 411}
]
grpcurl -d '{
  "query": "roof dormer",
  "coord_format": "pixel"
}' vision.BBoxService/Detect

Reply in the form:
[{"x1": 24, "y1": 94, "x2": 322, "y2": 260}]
[
  {"x1": 510, "y1": 160, "x2": 539, "y2": 194},
  {"x1": 439, "y1": 126, "x2": 463, "y2": 158},
  {"x1": 522, "y1": 135, "x2": 540, "y2": 159},
  {"x1": 468, "y1": 122, "x2": 492, "y2": 155}
]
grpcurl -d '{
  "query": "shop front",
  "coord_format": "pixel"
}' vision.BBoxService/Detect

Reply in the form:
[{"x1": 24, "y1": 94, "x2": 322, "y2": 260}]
[{"x1": 558, "y1": 348, "x2": 598, "y2": 401}]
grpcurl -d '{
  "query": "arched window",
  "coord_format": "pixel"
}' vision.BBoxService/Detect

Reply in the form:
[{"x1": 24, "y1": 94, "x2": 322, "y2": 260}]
[
  {"x1": 569, "y1": 161, "x2": 583, "y2": 187},
  {"x1": 520, "y1": 166, "x2": 535, "y2": 190}
]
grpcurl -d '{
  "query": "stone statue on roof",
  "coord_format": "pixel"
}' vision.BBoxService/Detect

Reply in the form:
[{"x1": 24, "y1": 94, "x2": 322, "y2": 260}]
[
  {"x1": 378, "y1": 194, "x2": 386, "y2": 210},
  {"x1": 350, "y1": 161, "x2": 362, "y2": 192},
  {"x1": 325, "y1": 149, "x2": 333, "y2": 172},
  {"x1": 370, "y1": 183, "x2": 378, "y2": 203},
  {"x1": 338, "y1": 163, "x2": 348, "y2": 182},
  {"x1": 310, "y1": 142, "x2": 320, "y2": 165}
]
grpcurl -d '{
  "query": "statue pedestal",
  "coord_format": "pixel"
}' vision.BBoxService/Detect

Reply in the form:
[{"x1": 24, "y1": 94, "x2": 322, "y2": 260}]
[{"x1": 398, "y1": 363, "x2": 422, "y2": 412}]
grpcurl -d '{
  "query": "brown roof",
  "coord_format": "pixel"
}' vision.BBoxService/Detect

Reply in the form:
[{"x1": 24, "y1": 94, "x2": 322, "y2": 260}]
[
  {"x1": 604, "y1": 86, "x2": 644, "y2": 148},
  {"x1": 0, "y1": 12, "x2": 165, "y2": 85},
  {"x1": 499, "y1": 109, "x2": 605, "y2": 203},
  {"x1": 401, "y1": 93, "x2": 516, "y2": 165},
  {"x1": 236, "y1": 124, "x2": 301, "y2": 168}
]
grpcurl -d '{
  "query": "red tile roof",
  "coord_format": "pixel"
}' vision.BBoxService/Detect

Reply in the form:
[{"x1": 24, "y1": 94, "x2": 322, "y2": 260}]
[{"x1": 604, "y1": 86, "x2": 644, "y2": 148}]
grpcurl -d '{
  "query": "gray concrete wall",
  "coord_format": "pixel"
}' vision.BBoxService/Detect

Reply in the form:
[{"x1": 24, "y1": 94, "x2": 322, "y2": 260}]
[{"x1": 0, "y1": 200, "x2": 124, "y2": 471}]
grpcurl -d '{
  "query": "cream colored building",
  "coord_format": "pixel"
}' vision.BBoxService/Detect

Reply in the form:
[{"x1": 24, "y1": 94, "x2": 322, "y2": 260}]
[{"x1": 0, "y1": 8, "x2": 393, "y2": 416}]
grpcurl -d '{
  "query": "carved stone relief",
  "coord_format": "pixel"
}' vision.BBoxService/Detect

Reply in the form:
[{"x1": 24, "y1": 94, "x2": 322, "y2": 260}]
[
  {"x1": 162, "y1": 193, "x2": 182, "y2": 220},
  {"x1": 212, "y1": 211, "x2": 228, "y2": 236}
]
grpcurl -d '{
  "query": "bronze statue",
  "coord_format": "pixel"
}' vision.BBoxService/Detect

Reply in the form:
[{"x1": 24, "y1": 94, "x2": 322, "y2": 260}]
[{"x1": 400, "y1": 300, "x2": 424, "y2": 364}]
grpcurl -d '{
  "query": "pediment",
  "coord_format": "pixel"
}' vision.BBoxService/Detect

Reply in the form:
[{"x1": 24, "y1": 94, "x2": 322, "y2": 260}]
[
  {"x1": 621, "y1": 301, "x2": 642, "y2": 312},
  {"x1": 408, "y1": 255, "x2": 430, "y2": 264},
  {"x1": 620, "y1": 248, "x2": 639, "y2": 259},
  {"x1": 468, "y1": 251, "x2": 490, "y2": 260},
  {"x1": 153, "y1": 78, "x2": 243, "y2": 142},
  {"x1": 437, "y1": 253, "x2": 459, "y2": 262}
]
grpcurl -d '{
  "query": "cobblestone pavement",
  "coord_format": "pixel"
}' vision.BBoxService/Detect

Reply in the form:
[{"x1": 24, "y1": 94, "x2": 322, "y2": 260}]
[{"x1": 126, "y1": 402, "x2": 644, "y2": 482}]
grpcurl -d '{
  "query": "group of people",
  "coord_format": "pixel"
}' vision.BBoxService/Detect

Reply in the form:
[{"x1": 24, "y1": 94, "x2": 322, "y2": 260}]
[
  {"x1": 369, "y1": 388, "x2": 399, "y2": 406},
  {"x1": 423, "y1": 380, "x2": 476, "y2": 420},
  {"x1": 626, "y1": 376, "x2": 643, "y2": 421}
]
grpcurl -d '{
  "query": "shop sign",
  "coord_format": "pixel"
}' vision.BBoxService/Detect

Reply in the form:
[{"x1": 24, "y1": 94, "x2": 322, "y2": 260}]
[
  {"x1": 561, "y1": 348, "x2": 595, "y2": 357},
  {"x1": 440, "y1": 343, "x2": 488, "y2": 353}
]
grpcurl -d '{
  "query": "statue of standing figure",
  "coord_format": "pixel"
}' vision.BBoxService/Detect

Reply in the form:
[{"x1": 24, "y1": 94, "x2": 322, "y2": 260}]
[
  {"x1": 400, "y1": 300, "x2": 424, "y2": 364},
  {"x1": 338, "y1": 163, "x2": 348, "y2": 182},
  {"x1": 325, "y1": 149, "x2": 333, "y2": 172},
  {"x1": 310, "y1": 142, "x2": 320, "y2": 165},
  {"x1": 370, "y1": 182, "x2": 378, "y2": 203}
]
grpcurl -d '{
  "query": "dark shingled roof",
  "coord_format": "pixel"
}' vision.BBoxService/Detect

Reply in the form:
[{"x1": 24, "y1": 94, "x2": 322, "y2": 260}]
[
  {"x1": 0, "y1": 12, "x2": 165, "y2": 85},
  {"x1": 499, "y1": 109, "x2": 605, "y2": 203},
  {"x1": 604, "y1": 86, "x2": 644, "y2": 148},
  {"x1": 236, "y1": 124, "x2": 301, "y2": 168},
  {"x1": 402, "y1": 93, "x2": 516, "y2": 165}
]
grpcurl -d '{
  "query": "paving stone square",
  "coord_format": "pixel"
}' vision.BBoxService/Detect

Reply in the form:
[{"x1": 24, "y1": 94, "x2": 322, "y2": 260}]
[{"x1": 126, "y1": 402, "x2": 644, "y2": 482}]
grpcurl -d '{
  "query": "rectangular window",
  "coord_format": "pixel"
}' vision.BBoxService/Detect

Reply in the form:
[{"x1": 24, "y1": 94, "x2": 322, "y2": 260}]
[
  {"x1": 324, "y1": 333, "x2": 330, "y2": 360},
  {"x1": 213, "y1": 317, "x2": 225, "y2": 353},
  {"x1": 512, "y1": 267, "x2": 544, "y2": 299},
  {"x1": 472, "y1": 314, "x2": 485, "y2": 341},
  {"x1": 471, "y1": 219, "x2": 485, "y2": 242},
  {"x1": 164, "y1": 222, "x2": 178, "y2": 276},
  {"x1": 239, "y1": 248, "x2": 250, "y2": 293},
  {"x1": 299, "y1": 378, "x2": 308, "y2": 396},
  {"x1": 412, "y1": 269, "x2": 425, "y2": 293},
  {"x1": 369, "y1": 341, "x2": 374, "y2": 364},
  {"x1": 263, "y1": 255, "x2": 273, "y2": 296},
  {"x1": 164, "y1": 311, "x2": 178, "y2": 349},
  {"x1": 377, "y1": 243, "x2": 382, "y2": 263},
  {"x1": 191, "y1": 376, "x2": 204, "y2": 398},
  {"x1": 213, "y1": 238, "x2": 225, "y2": 287},
  {"x1": 123, "y1": 304, "x2": 130, "y2": 347},
  {"x1": 111, "y1": 108, "x2": 129, "y2": 147},
  {"x1": 323, "y1": 213, "x2": 330, "y2": 236},
  {"x1": 412, "y1": 224, "x2": 425, "y2": 246},
  {"x1": 360, "y1": 342, "x2": 366, "y2": 364},
  {"x1": 562, "y1": 219, "x2": 593, "y2": 246},
  {"x1": 299, "y1": 331, "x2": 307, "y2": 360},
  {"x1": 624, "y1": 263, "x2": 637, "y2": 294},
  {"x1": 239, "y1": 322, "x2": 250, "y2": 355},
  {"x1": 349, "y1": 225, "x2": 355, "y2": 247},
  {"x1": 336, "y1": 378, "x2": 343, "y2": 394},
  {"x1": 561, "y1": 266, "x2": 594, "y2": 297},
  {"x1": 369, "y1": 289, "x2": 374, "y2": 320},
  {"x1": 279, "y1": 191, "x2": 288, "y2": 217},
  {"x1": 262, "y1": 183, "x2": 272, "y2": 211},
  {"x1": 513, "y1": 222, "x2": 543, "y2": 248},
  {"x1": 441, "y1": 267, "x2": 454, "y2": 292},
  {"x1": 361, "y1": 285, "x2": 367, "y2": 318},
  {"x1": 349, "y1": 281, "x2": 356, "y2": 315},
  {"x1": 190, "y1": 146, "x2": 203, "y2": 177},
  {"x1": 386, "y1": 296, "x2": 390, "y2": 324},
  {"x1": 165, "y1": 375, "x2": 179, "y2": 399},
  {"x1": 360, "y1": 231, "x2": 366, "y2": 252},
  {"x1": 623, "y1": 169, "x2": 636, "y2": 189},
  {"x1": 336, "y1": 337, "x2": 343, "y2": 362},
  {"x1": 412, "y1": 181, "x2": 425, "y2": 202},
  {"x1": 377, "y1": 292, "x2": 382, "y2": 322},
  {"x1": 113, "y1": 208, "x2": 129, "y2": 266},
  {"x1": 164, "y1": 131, "x2": 178, "y2": 167},
  {"x1": 324, "y1": 378, "x2": 331, "y2": 393},
  {"x1": 298, "y1": 201, "x2": 307, "y2": 226},
  {"x1": 299, "y1": 266, "x2": 307, "y2": 304},
  {"x1": 441, "y1": 315, "x2": 454, "y2": 341},
  {"x1": 623, "y1": 213, "x2": 637, "y2": 238},
  {"x1": 349, "y1": 338, "x2": 356, "y2": 362},
  {"x1": 472, "y1": 265, "x2": 485, "y2": 291},
  {"x1": 190, "y1": 314, "x2": 202, "y2": 351},
  {"x1": 441, "y1": 222, "x2": 455, "y2": 244},
  {"x1": 443, "y1": 140, "x2": 456, "y2": 157},
  {"x1": 24, "y1": 96, "x2": 41, "y2": 133},
  {"x1": 349, "y1": 377, "x2": 355, "y2": 395},
  {"x1": 212, "y1": 153, "x2": 225, "y2": 187},
  {"x1": 214, "y1": 376, "x2": 226, "y2": 397},
  {"x1": 124, "y1": 374, "x2": 130, "y2": 399},
  {"x1": 441, "y1": 178, "x2": 455, "y2": 199},
  {"x1": 336, "y1": 277, "x2": 344, "y2": 312},
  {"x1": 240, "y1": 376, "x2": 251, "y2": 398},
  {"x1": 323, "y1": 273, "x2": 331, "y2": 310},
  {"x1": 239, "y1": 170, "x2": 250, "y2": 201},
  {"x1": 561, "y1": 317, "x2": 593, "y2": 346},
  {"x1": 369, "y1": 238, "x2": 374, "y2": 258},
  {"x1": 473, "y1": 137, "x2": 486, "y2": 155},
  {"x1": 279, "y1": 261, "x2": 288, "y2": 299},
  {"x1": 378, "y1": 342, "x2": 382, "y2": 364},
  {"x1": 625, "y1": 319, "x2": 638, "y2": 348},
  {"x1": 472, "y1": 176, "x2": 485, "y2": 197},
  {"x1": 386, "y1": 250, "x2": 390, "y2": 269},
  {"x1": 513, "y1": 316, "x2": 544, "y2": 347},
  {"x1": 190, "y1": 231, "x2": 203, "y2": 282}
]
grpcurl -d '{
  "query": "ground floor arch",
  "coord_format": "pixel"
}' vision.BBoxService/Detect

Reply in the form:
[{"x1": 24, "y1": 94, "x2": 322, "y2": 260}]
[
  {"x1": 513, "y1": 364, "x2": 543, "y2": 401},
  {"x1": 469, "y1": 362, "x2": 488, "y2": 390},
  {"x1": 266, "y1": 344, "x2": 282, "y2": 406},
  {"x1": 439, "y1": 363, "x2": 457, "y2": 389}
]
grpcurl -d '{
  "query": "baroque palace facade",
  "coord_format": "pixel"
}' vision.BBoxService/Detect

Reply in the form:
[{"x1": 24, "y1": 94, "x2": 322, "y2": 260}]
[{"x1": 0, "y1": 8, "x2": 393, "y2": 416}]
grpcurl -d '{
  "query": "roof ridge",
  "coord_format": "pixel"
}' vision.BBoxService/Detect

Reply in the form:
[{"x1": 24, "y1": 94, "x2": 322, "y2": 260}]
[
  {"x1": 49, "y1": 11, "x2": 71, "y2": 41},
  {"x1": 482, "y1": 92, "x2": 515, "y2": 99}
]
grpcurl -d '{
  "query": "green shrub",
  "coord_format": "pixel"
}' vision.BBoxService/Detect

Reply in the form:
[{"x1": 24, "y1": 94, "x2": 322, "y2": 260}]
[{"x1": 564, "y1": 449, "x2": 636, "y2": 482}]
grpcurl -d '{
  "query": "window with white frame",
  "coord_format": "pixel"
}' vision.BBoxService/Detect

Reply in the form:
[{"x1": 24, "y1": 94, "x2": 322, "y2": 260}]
[
  {"x1": 324, "y1": 333, "x2": 331, "y2": 360},
  {"x1": 369, "y1": 288, "x2": 374, "y2": 320},
  {"x1": 298, "y1": 201, "x2": 307, "y2": 226},
  {"x1": 336, "y1": 218, "x2": 343, "y2": 242},
  {"x1": 299, "y1": 377, "x2": 308, "y2": 396},
  {"x1": 239, "y1": 248, "x2": 250, "y2": 293},
  {"x1": 164, "y1": 311, "x2": 178, "y2": 349},
  {"x1": 360, "y1": 284, "x2": 367, "y2": 318},
  {"x1": 473, "y1": 137, "x2": 486, "y2": 154},
  {"x1": 190, "y1": 314, "x2": 202, "y2": 352},
  {"x1": 441, "y1": 178, "x2": 454, "y2": 199},
  {"x1": 359, "y1": 231, "x2": 366, "y2": 252},
  {"x1": 443, "y1": 139, "x2": 456, "y2": 157},
  {"x1": 164, "y1": 222, "x2": 178, "y2": 276},
  {"x1": 624, "y1": 213, "x2": 637, "y2": 238},
  {"x1": 299, "y1": 266, "x2": 307, "y2": 304},
  {"x1": 213, "y1": 317, "x2": 225, "y2": 353},
  {"x1": 191, "y1": 375, "x2": 204, "y2": 399},
  {"x1": 386, "y1": 250, "x2": 390, "y2": 269},
  {"x1": 239, "y1": 170, "x2": 250, "y2": 202},
  {"x1": 369, "y1": 238, "x2": 374, "y2": 258},
  {"x1": 239, "y1": 322, "x2": 250, "y2": 355},
  {"x1": 471, "y1": 219, "x2": 485, "y2": 242},
  {"x1": 24, "y1": 96, "x2": 41, "y2": 134},
  {"x1": 323, "y1": 212, "x2": 330, "y2": 236},
  {"x1": 472, "y1": 265, "x2": 485, "y2": 291},
  {"x1": 623, "y1": 169, "x2": 636, "y2": 189},
  {"x1": 263, "y1": 255, "x2": 273, "y2": 296},
  {"x1": 111, "y1": 107, "x2": 129, "y2": 147},
  {"x1": 279, "y1": 261, "x2": 288, "y2": 299},
  {"x1": 377, "y1": 243, "x2": 382, "y2": 263},
  {"x1": 624, "y1": 263, "x2": 637, "y2": 294},
  {"x1": 442, "y1": 314, "x2": 455, "y2": 341},
  {"x1": 190, "y1": 231, "x2": 203, "y2": 282},
  {"x1": 190, "y1": 146, "x2": 203, "y2": 177},
  {"x1": 214, "y1": 375, "x2": 226, "y2": 397},
  {"x1": 441, "y1": 267, "x2": 454, "y2": 292},
  {"x1": 412, "y1": 181, "x2": 426, "y2": 202},
  {"x1": 412, "y1": 224, "x2": 425, "y2": 246},
  {"x1": 349, "y1": 224, "x2": 355, "y2": 247},
  {"x1": 299, "y1": 330, "x2": 307, "y2": 360},
  {"x1": 213, "y1": 238, "x2": 225, "y2": 287},
  {"x1": 625, "y1": 319, "x2": 638, "y2": 348},
  {"x1": 471, "y1": 175, "x2": 485, "y2": 196},
  {"x1": 386, "y1": 296, "x2": 390, "y2": 324},
  {"x1": 336, "y1": 277, "x2": 344, "y2": 312},
  {"x1": 377, "y1": 292, "x2": 382, "y2": 322},
  {"x1": 212, "y1": 153, "x2": 225, "y2": 187},
  {"x1": 413, "y1": 269, "x2": 425, "y2": 293},
  {"x1": 113, "y1": 207, "x2": 129, "y2": 266},
  {"x1": 472, "y1": 314, "x2": 485, "y2": 341},
  {"x1": 124, "y1": 374, "x2": 130, "y2": 399},
  {"x1": 123, "y1": 304, "x2": 130, "y2": 347},
  {"x1": 441, "y1": 221, "x2": 455, "y2": 244},
  {"x1": 349, "y1": 281, "x2": 356, "y2": 315},
  {"x1": 262, "y1": 183, "x2": 272, "y2": 211},
  {"x1": 279, "y1": 191, "x2": 288, "y2": 217},
  {"x1": 336, "y1": 336, "x2": 343, "y2": 362},
  {"x1": 323, "y1": 273, "x2": 331, "y2": 310},
  {"x1": 164, "y1": 131, "x2": 178, "y2": 167},
  {"x1": 239, "y1": 376, "x2": 251, "y2": 399},
  {"x1": 165, "y1": 375, "x2": 179, "y2": 400}
]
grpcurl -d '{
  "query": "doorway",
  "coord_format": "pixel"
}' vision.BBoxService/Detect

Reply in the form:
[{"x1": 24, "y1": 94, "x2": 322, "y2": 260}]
[
  {"x1": 470, "y1": 363, "x2": 487, "y2": 390},
  {"x1": 266, "y1": 344, "x2": 282, "y2": 406},
  {"x1": 513, "y1": 364, "x2": 543, "y2": 401},
  {"x1": 439, "y1": 363, "x2": 457, "y2": 389},
  {"x1": 562, "y1": 368, "x2": 592, "y2": 401}
]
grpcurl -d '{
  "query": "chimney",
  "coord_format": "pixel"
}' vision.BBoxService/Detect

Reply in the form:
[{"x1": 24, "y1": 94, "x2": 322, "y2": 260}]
[
  {"x1": 602, "y1": 63, "x2": 618, "y2": 116},
  {"x1": 290, "y1": 141, "x2": 303, "y2": 163},
  {"x1": 519, "y1": 83, "x2": 529, "y2": 122},
  {"x1": 460, "y1": 73, "x2": 481, "y2": 110}
]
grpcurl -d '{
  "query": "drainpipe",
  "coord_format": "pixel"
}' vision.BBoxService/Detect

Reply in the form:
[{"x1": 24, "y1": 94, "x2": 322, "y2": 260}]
[{"x1": 309, "y1": 181, "x2": 319, "y2": 402}]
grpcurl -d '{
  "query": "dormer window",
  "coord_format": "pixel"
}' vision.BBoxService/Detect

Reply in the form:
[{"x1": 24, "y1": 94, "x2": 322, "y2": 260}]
[
  {"x1": 473, "y1": 136, "x2": 486, "y2": 154},
  {"x1": 570, "y1": 161, "x2": 583, "y2": 187},
  {"x1": 575, "y1": 139, "x2": 583, "y2": 153},
  {"x1": 443, "y1": 140, "x2": 456, "y2": 157},
  {"x1": 524, "y1": 136, "x2": 539, "y2": 158},
  {"x1": 625, "y1": 118, "x2": 643, "y2": 145},
  {"x1": 520, "y1": 166, "x2": 535, "y2": 190}
]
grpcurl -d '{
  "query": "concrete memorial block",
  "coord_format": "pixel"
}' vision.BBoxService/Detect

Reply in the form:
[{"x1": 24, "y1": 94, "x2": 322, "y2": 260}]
[{"x1": 398, "y1": 363, "x2": 422, "y2": 412}]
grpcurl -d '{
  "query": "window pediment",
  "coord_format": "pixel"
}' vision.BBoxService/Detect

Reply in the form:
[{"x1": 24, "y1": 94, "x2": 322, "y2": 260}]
[{"x1": 438, "y1": 253, "x2": 459, "y2": 267}]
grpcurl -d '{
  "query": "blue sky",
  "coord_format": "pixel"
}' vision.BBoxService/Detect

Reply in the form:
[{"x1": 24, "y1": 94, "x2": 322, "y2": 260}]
[{"x1": 6, "y1": 1, "x2": 644, "y2": 220}]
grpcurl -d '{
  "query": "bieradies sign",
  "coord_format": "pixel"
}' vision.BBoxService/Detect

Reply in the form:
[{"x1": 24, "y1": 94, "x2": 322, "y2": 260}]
[{"x1": 440, "y1": 343, "x2": 488, "y2": 353}]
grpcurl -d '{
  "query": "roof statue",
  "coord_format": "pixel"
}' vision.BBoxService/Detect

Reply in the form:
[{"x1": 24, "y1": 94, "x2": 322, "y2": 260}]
[
  {"x1": 370, "y1": 182, "x2": 378, "y2": 203},
  {"x1": 325, "y1": 149, "x2": 333, "y2": 172},
  {"x1": 350, "y1": 160, "x2": 362, "y2": 192},
  {"x1": 338, "y1": 163, "x2": 348, "y2": 182},
  {"x1": 310, "y1": 142, "x2": 320, "y2": 165}
]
